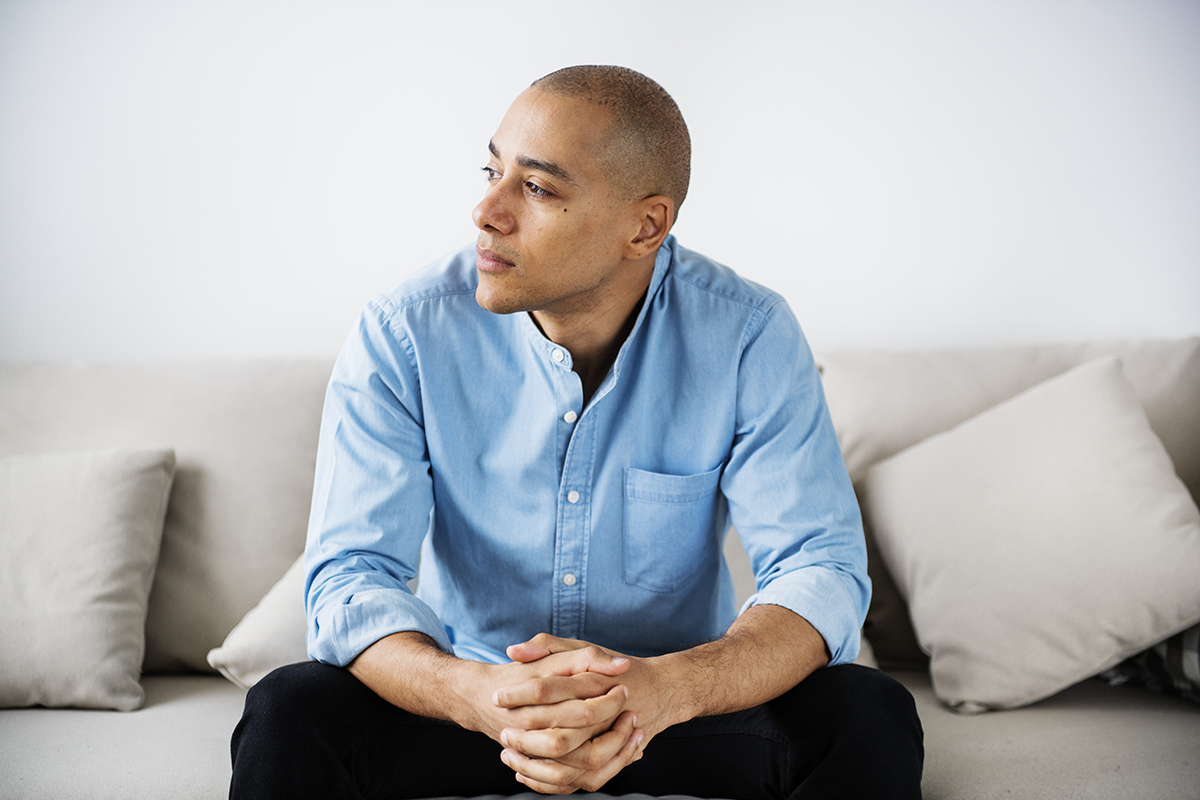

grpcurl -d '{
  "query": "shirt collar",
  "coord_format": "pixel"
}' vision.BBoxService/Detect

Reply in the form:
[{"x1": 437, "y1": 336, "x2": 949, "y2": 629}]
[{"x1": 520, "y1": 234, "x2": 676, "y2": 379}]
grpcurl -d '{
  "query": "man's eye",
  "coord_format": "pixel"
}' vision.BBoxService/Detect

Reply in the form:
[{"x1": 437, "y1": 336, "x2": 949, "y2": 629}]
[
  {"x1": 480, "y1": 166, "x2": 499, "y2": 181},
  {"x1": 526, "y1": 181, "x2": 549, "y2": 197}
]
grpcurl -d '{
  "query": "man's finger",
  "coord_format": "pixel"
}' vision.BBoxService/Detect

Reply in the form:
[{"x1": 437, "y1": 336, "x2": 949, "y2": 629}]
[
  {"x1": 506, "y1": 633, "x2": 582, "y2": 663},
  {"x1": 503, "y1": 716, "x2": 646, "y2": 793},
  {"x1": 506, "y1": 635, "x2": 630, "y2": 677},
  {"x1": 502, "y1": 684, "x2": 628, "y2": 732},
  {"x1": 495, "y1": 672, "x2": 620, "y2": 709},
  {"x1": 503, "y1": 707, "x2": 636, "y2": 761}
]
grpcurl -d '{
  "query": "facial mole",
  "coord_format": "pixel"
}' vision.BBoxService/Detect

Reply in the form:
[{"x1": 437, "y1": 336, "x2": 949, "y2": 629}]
[{"x1": 563, "y1": 207, "x2": 568, "y2": 212}]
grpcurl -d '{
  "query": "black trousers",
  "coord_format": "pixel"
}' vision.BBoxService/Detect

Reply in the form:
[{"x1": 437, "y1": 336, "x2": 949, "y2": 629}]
[{"x1": 230, "y1": 661, "x2": 923, "y2": 800}]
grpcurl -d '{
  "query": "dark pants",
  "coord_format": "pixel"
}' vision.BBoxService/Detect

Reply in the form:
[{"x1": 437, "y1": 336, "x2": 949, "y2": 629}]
[{"x1": 230, "y1": 660, "x2": 923, "y2": 800}]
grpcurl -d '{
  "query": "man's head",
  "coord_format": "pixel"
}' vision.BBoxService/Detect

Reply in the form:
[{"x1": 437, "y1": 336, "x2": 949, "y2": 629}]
[
  {"x1": 472, "y1": 66, "x2": 690, "y2": 321},
  {"x1": 532, "y1": 65, "x2": 691, "y2": 215}
]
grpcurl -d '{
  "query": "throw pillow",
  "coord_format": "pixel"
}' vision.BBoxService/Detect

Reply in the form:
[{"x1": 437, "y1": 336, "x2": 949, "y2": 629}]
[
  {"x1": 0, "y1": 447, "x2": 175, "y2": 711},
  {"x1": 859, "y1": 357, "x2": 1200, "y2": 712},
  {"x1": 817, "y1": 338, "x2": 1200, "y2": 672},
  {"x1": 207, "y1": 554, "x2": 309, "y2": 688}
]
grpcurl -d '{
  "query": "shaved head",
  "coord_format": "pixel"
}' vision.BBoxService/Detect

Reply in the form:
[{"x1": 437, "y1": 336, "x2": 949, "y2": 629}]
[{"x1": 531, "y1": 65, "x2": 691, "y2": 217}]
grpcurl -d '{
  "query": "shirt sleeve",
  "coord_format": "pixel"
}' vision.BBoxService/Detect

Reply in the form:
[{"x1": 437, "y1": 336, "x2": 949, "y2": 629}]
[
  {"x1": 304, "y1": 298, "x2": 453, "y2": 666},
  {"x1": 720, "y1": 298, "x2": 869, "y2": 665}
]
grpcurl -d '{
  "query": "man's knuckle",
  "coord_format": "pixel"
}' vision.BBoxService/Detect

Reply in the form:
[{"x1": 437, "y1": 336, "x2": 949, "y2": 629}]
[{"x1": 549, "y1": 732, "x2": 573, "y2": 757}]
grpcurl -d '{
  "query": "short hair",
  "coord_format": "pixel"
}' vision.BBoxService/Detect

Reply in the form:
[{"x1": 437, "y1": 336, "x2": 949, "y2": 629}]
[{"x1": 532, "y1": 65, "x2": 691, "y2": 216}]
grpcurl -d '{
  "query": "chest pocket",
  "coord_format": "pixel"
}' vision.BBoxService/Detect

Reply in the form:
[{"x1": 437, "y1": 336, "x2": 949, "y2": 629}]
[{"x1": 622, "y1": 464, "x2": 724, "y2": 593}]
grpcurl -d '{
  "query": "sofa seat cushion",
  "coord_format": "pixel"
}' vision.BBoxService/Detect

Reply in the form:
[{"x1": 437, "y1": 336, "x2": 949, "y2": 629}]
[
  {"x1": 896, "y1": 670, "x2": 1200, "y2": 800},
  {"x1": 0, "y1": 676, "x2": 246, "y2": 799}
]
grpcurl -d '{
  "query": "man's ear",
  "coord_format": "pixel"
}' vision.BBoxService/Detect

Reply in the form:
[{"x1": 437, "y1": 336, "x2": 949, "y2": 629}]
[{"x1": 624, "y1": 196, "x2": 674, "y2": 260}]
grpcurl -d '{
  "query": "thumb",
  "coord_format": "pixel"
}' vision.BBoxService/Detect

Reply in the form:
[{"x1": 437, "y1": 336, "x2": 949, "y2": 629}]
[{"x1": 506, "y1": 633, "x2": 582, "y2": 663}]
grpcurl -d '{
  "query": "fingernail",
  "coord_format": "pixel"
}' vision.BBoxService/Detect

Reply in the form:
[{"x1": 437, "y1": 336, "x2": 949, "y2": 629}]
[
  {"x1": 635, "y1": 750, "x2": 644, "y2": 761},
  {"x1": 501, "y1": 750, "x2": 510, "y2": 766},
  {"x1": 622, "y1": 686, "x2": 629, "y2": 700},
  {"x1": 613, "y1": 657, "x2": 629, "y2": 667},
  {"x1": 636, "y1": 733, "x2": 645, "y2": 747},
  {"x1": 492, "y1": 691, "x2": 500, "y2": 706},
  {"x1": 631, "y1": 715, "x2": 638, "y2": 727},
  {"x1": 500, "y1": 730, "x2": 510, "y2": 747}
]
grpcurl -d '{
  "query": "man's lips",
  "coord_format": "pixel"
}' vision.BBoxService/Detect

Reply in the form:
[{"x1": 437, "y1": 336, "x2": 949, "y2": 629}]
[{"x1": 476, "y1": 246, "x2": 516, "y2": 273}]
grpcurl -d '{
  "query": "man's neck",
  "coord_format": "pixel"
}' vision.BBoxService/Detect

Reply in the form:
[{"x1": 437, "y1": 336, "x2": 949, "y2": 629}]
[{"x1": 530, "y1": 261, "x2": 654, "y2": 407}]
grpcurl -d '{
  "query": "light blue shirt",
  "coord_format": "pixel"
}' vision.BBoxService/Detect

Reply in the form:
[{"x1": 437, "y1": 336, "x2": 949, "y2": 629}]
[{"x1": 305, "y1": 236, "x2": 868, "y2": 668}]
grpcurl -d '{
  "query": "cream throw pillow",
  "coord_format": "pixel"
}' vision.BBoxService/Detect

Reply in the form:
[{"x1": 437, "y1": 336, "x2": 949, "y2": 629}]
[
  {"x1": 207, "y1": 555, "x2": 309, "y2": 688},
  {"x1": 860, "y1": 358, "x2": 1200, "y2": 712},
  {"x1": 0, "y1": 447, "x2": 175, "y2": 710}
]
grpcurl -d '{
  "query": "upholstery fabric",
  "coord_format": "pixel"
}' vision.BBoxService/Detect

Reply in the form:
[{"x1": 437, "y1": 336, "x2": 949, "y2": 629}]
[
  {"x1": 0, "y1": 676, "x2": 246, "y2": 799},
  {"x1": 0, "y1": 360, "x2": 333, "y2": 673},
  {"x1": 0, "y1": 447, "x2": 174, "y2": 710},
  {"x1": 895, "y1": 670, "x2": 1200, "y2": 800},
  {"x1": 860, "y1": 358, "x2": 1200, "y2": 711},
  {"x1": 207, "y1": 555, "x2": 308, "y2": 689}
]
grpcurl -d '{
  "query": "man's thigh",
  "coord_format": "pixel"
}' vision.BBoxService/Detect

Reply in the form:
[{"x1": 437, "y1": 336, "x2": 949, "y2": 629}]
[
  {"x1": 232, "y1": 661, "x2": 516, "y2": 799},
  {"x1": 605, "y1": 664, "x2": 923, "y2": 800}
]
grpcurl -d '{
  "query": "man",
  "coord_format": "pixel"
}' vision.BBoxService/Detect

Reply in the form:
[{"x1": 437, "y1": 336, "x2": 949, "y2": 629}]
[{"x1": 232, "y1": 65, "x2": 923, "y2": 798}]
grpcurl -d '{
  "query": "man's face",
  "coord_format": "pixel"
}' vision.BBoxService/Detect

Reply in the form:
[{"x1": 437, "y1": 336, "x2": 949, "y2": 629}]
[{"x1": 472, "y1": 88, "x2": 641, "y2": 319}]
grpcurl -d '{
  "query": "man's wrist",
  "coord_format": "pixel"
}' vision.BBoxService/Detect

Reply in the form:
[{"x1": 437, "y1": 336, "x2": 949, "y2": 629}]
[{"x1": 642, "y1": 651, "x2": 705, "y2": 729}]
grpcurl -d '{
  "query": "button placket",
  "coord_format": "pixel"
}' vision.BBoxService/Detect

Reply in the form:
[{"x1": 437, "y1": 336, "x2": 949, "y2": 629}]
[{"x1": 552, "y1": 410, "x2": 593, "y2": 640}]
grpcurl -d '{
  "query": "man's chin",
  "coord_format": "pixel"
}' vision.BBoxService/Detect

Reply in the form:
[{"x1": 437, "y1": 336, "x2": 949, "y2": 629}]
[{"x1": 474, "y1": 283, "x2": 525, "y2": 316}]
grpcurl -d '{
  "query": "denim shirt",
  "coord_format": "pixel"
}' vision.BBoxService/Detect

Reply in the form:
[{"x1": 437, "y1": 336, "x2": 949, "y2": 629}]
[{"x1": 305, "y1": 235, "x2": 868, "y2": 667}]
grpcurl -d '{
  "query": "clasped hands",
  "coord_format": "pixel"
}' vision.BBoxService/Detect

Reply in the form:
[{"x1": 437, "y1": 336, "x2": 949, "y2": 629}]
[{"x1": 474, "y1": 633, "x2": 669, "y2": 794}]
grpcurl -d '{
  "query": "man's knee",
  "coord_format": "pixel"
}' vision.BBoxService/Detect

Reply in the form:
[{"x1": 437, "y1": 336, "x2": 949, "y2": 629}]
[
  {"x1": 773, "y1": 665, "x2": 924, "y2": 783},
  {"x1": 803, "y1": 664, "x2": 921, "y2": 741},
  {"x1": 236, "y1": 660, "x2": 370, "y2": 755}
]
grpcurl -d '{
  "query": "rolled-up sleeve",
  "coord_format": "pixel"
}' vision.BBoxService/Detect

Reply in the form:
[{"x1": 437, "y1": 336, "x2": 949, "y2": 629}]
[
  {"x1": 304, "y1": 299, "x2": 452, "y2": 666},
  {"x1": 720, "y1": 300, "x2": 869, "y2": 666}
]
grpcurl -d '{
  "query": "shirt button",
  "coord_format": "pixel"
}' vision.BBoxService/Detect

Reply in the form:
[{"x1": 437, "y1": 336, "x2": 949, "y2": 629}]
[
  {"x1": 562, "y1": 573, "x2": 577, "y2": 586},
  {"x1": 567, "y1": 490, "x2": 580, "y2": 504},
  {"x1": 551, "y1": 349, "x2": 564, "y2": 363},
  {"x1": 563, "y1": 410, "x2": 578, "y2": 423}
]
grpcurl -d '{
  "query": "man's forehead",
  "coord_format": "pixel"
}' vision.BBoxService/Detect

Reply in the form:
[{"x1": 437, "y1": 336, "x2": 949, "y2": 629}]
[{"x1": 489, "y1": 89, "x2": 611, "y2": 183}]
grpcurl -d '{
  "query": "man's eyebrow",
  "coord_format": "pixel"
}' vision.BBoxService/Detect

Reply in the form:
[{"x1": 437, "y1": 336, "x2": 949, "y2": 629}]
[{"x1": 489, "y1": 140, "x2": 577, "y2": 186}]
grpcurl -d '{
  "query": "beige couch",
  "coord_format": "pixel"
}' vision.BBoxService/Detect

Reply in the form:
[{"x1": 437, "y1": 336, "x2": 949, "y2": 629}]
[{"x1": 2, "y1": 340, "x2": 1198, "y2": 799}]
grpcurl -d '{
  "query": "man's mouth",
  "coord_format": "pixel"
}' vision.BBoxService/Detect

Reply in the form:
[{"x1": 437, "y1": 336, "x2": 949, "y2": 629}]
[{"x1": 476, "y1": 245, "x2": 516, "y2": 273}]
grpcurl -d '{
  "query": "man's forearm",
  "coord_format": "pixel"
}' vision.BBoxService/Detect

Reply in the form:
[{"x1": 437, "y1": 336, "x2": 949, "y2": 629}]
[
  {"x1": 348, "y1": 630, "x2": 634, "y2": 746},
  {"x1": 649, "y1": 603, "x2": 830, "y2": 728},
  {"x1": 348, "y1": 631, "x2": 483, "y2": 726}
]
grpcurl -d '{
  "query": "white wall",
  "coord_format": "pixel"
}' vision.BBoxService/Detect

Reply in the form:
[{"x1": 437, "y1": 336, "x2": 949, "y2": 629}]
[{"x1": 1, "y1": 0, "x2": 1197, "y2": 361}]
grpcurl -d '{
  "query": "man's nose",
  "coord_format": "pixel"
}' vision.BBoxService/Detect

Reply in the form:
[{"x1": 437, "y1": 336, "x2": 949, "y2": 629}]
[{"x1": 472, "y1": 185, "x2": 514, "y2": 234}]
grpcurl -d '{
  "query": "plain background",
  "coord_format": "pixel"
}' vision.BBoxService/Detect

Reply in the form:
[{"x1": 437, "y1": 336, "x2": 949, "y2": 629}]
[{"x1": 1, "y1": 0, "x2": 1197, "y2": 362}]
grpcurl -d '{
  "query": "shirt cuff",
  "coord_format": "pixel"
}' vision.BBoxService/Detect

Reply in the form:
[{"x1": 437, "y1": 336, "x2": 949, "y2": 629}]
[
  {"x1": 741, "y1": 566, "x2": 865, "y2": 666},
  {"x1": 307, "y1": 588, "x2": 453, "y2": 667}
]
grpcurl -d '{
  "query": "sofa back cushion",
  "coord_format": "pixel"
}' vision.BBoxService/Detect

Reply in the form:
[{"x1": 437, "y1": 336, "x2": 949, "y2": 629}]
[{"x1": 0, "y1": 360, "x2": 333, "y2": 672}]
